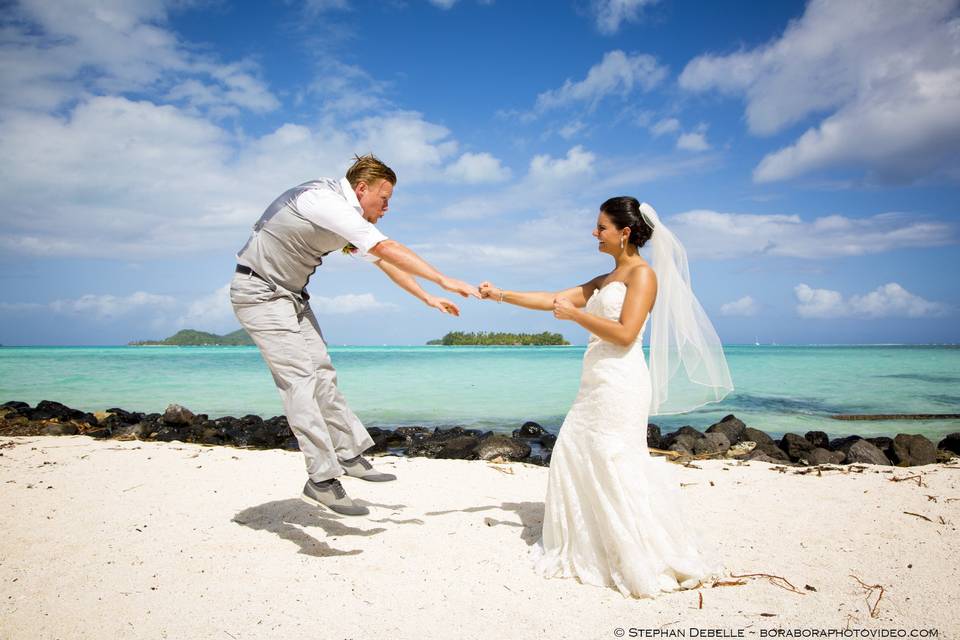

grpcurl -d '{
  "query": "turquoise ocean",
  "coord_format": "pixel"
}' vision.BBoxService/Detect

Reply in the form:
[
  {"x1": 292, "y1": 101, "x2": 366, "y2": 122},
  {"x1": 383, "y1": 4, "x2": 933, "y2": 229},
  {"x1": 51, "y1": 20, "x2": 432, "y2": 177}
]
[{"x1": 1, "y1": 345, "x2": 959, "y2": 440}]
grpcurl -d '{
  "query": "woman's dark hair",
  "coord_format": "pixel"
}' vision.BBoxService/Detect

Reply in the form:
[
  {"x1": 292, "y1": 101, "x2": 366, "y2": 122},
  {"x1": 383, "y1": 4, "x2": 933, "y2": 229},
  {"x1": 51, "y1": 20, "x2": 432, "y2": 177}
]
[{"x1": 600, "y1": 196, "x2": 654, "y2": 247}]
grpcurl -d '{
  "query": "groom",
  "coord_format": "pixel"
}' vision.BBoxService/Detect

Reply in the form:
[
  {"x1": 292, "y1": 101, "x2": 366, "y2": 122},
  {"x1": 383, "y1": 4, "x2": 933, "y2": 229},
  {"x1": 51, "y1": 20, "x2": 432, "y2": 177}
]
[{"x1": 231, "y1": 154, "x2": 479, "y2": 516}]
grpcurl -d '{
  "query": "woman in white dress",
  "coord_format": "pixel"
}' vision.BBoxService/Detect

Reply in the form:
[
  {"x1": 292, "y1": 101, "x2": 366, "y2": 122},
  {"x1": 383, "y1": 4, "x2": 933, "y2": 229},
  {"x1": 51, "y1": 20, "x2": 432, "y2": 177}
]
[{"x1": 479, "y1": 196, "x2": 733, "y2": 598}]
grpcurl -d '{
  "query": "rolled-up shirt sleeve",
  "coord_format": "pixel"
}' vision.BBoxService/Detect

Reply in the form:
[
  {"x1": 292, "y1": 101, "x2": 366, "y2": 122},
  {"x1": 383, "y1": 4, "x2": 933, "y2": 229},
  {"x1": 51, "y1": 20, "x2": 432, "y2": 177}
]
[{"x1": 295, "y1": 189, "x2": 388, "y2": 256}]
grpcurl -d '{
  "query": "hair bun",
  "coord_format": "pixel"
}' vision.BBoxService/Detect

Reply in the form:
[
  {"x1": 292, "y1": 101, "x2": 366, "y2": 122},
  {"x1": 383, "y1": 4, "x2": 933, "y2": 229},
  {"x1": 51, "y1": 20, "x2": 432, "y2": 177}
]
[{"x1": 600, "y1": 196, "x2": 654, "y2": 248}]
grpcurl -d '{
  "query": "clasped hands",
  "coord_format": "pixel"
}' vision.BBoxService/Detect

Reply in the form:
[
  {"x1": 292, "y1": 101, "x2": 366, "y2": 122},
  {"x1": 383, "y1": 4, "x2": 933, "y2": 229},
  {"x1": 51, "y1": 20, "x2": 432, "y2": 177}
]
[
  {"x1": 427, "y1": 278, "x2": 576, "y2": 320},
  {"x1": 478, "y1": 281, "x2": 577, "y2": 320}
]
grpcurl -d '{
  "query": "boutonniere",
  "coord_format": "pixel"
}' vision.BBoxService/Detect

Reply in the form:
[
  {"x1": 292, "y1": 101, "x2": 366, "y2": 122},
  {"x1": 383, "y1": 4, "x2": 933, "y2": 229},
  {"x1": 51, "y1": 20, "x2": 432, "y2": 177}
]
[{"x1": 341, "y1": 243, "x2": 358, "y2": 255}]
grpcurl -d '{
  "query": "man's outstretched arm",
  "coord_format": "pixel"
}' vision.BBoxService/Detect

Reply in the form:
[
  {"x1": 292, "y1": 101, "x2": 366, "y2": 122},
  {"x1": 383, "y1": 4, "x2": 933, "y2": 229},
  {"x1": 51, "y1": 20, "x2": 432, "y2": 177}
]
[
  {"x1": 375, "y1": 259, "x2": 462, "y2": 316},
  {"x1": 369, "y1": 239, "x2": 479, "y2": 299}
]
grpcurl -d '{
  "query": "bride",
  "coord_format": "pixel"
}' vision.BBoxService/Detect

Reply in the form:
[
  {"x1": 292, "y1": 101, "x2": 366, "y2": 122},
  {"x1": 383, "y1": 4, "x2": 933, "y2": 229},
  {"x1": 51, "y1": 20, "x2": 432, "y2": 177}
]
[{"x1": 479, "y1": 196, "x2": 733, "y2": 598}]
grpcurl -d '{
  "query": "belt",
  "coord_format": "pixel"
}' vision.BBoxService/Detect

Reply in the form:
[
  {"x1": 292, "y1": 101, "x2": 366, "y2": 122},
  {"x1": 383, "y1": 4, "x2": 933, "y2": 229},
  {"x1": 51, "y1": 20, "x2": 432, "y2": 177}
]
[
  {"x1": 235, "y1": 265, "x2": 309, "y2": 301},
  {"x1": 235, "y1": 264, "x2": 263, "y2": 279}
]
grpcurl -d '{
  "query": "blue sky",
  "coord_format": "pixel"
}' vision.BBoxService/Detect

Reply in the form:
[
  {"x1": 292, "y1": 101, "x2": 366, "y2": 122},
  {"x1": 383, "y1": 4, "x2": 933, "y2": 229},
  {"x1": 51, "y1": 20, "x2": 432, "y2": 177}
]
[{"x1": 1, "y1": 0, "x2": 958, "y2": 346}]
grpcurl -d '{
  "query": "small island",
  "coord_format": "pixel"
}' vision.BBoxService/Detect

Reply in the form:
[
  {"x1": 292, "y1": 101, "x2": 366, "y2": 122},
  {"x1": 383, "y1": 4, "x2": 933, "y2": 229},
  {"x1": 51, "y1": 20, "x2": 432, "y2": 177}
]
[
  {"x1": 129, "y1": 329, "x2": 254, "y2": 346},
  {"x1": 426, "y1": 331, "x2": 569, "y2": 346}
]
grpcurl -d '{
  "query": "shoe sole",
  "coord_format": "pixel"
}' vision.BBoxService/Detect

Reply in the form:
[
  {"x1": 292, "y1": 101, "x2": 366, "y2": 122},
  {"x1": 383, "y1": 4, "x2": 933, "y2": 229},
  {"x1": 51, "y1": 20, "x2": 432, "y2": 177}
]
[
  {"x1": 300, "y1": 493, "x2": 369, "y2": 516},
  {"x1": 348, "y1": 474, "x2": 397, "y2": 482}
]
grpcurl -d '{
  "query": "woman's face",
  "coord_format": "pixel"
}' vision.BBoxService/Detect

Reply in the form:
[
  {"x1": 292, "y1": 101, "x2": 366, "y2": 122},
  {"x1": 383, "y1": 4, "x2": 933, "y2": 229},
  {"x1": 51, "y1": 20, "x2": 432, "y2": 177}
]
[{"x1": 593, "y1": 211, "x2": 625, "y2": 254}]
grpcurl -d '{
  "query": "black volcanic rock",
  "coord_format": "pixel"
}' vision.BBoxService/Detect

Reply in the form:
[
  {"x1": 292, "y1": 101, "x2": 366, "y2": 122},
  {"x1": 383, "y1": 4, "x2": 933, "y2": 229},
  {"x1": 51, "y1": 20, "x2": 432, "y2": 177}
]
[
  {"x1": 865, "y1": 437, "x2": 894, "y2": 461},
  {"x1": 706, "y1": 415, "x2": 746, "y2": 445},
  {"x1": 85, "y1": 426, "x2": 113, "y2": 439},
  {"x1": 162, "y1": 404, "x2": 196, "y2": 426},
  {"x1": 646, "y1": 424, "x2": 662, "y2": 449},
  {"x1": 7, "y1": 397, "x2": 948, "y2": 473},
  {"x1": 694, "y1": 432, "x2": 731, "y2": 455},
  {"x1": 743, "y1": 427, "x2": 775, "y2": 447},
  {"x1": 100, "y1": 408, "x2": 145, "y2": 433},
  {"x1": 938, "y1": 432, "x2": 960, "y2": 456},
  {"x1": 435, "y1": 435, "x2": 481, "y2": 460},
  {"x1": 41, "y1": 422, "x2": 79, "y2": 436},
  {"x1": 746, "y1": 447, "x2": 790, "y2": 464},
  {"x1": 513, "y1": 421, "x2": 546, "y2": 438},
  {"x1": 829, "y1": 435, "x2": 863, "y2": 452},
  {"x1": 475, "y1": 434, "x2": 530, "y2": 461},
  {"x1": 28, "y1": 401, "x2": 97, "y2": 426},
  {"x1": 806, "y1": 448, "x2": 845, "y2": 465},
  {"x1": 750, "y1": 442, "x2": 791, "y2": 462},
  {"x1": 780, "y1": 433, "x2": 816, "y2": 461},
  {"x1": 395, "y1": 426, "x2": 431, "y2": 440},
  {"x1": 891, "y1": 434, "x2": 937, "y2": 467},
  {"x1": 804, "y1": 431, "x2": 830, "y2": 449},
  {"x1": 844, "y1": 439, "x2": 891, "y2": 466},
  {"x1": 662, "y1": 426, "x2": 705, "y2": 449}
]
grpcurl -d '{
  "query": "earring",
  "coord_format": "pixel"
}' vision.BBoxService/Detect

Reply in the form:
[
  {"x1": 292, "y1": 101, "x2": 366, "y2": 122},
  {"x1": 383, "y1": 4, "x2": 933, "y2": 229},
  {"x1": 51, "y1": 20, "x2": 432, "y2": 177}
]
[{"x1": 620, "y1": 237, "x2": 625, "y2": 249}]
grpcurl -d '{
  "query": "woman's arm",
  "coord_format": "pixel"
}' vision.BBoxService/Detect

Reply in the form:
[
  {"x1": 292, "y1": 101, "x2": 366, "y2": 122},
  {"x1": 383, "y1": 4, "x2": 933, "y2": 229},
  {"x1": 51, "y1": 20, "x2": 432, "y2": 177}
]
[
  {"x1": 479, "y1": 275, "x2": 605, "y2": 311},
  {"x1": 376, "y1": 259, "x2": 461, "y2": 316},
  {"x1": 553, "y1": 267, "x2": 657, "y2": 347}
]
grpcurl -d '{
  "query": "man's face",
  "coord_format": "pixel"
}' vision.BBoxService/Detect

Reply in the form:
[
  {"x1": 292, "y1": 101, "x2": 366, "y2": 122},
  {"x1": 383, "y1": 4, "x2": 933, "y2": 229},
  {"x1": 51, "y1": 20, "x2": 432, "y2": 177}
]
[{"x1": 356, "y1": 179, "x2": 393, "y2": 224}]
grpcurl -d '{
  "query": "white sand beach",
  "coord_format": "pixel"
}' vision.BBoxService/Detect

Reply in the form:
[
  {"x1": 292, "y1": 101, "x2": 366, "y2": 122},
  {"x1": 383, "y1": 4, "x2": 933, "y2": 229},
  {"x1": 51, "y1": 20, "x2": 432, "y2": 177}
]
[{"x1": 1, "y1": 435, "x2": 958, "y2": 640}]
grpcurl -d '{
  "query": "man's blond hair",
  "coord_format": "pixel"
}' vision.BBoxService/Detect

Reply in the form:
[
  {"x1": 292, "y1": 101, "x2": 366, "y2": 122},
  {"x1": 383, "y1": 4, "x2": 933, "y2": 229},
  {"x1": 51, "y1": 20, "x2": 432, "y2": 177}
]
[{"x1": 345, "y1": 154, "x2": 397, "y2": 188}]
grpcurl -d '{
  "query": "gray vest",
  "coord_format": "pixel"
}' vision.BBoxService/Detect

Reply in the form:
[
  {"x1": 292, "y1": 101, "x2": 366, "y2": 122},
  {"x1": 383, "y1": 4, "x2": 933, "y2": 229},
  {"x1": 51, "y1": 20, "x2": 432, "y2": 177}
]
[{"x1": 237, "y1": 179, "x2": 351, "y2": 294}]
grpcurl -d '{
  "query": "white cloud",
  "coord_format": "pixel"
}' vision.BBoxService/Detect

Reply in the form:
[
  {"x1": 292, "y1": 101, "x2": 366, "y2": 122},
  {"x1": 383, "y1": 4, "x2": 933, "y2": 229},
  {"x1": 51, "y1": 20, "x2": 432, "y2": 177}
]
[
  {"x1": 528, "y1": 145, "x2": 596, "y2": 182},
  {"x1": 413, "y1": 206, "x2": 600, "y2": 271},
  {"x1": 0, "y1": 0, "x2": 511, "y2": 259},
  {"x1": 650, "y1": 119, "x2": 709, "y2": 151},
  {"x1": 559, "y1": 120, "x2": 587, "y2": 140},
  {"x1": 309, "y1": 293, "x2": 397, "y2": 314},
  {"x1": 439, "y1": 148, "x2": 712, "y2": 222},
  {"x1": 650, "y1": 117, "x2": 679, "y2": 137},
  {"x1": 1, "y1": 0, "x2": 278, "y2": 117},
  {"x1": 306, "y1": 58, "x2": 391, "y2": 115},
  {"x1": 164, "y1": 61, "x2": 280, "y2": 117},
  {"x1": 439, "y1": 146, "x2": 596, "y2": 220},
  {"x1": 0, "y1": 96, "x2": 494, "y2": 257},
  {"x1": 445, "y1": 152, "x2": 511, "y2": 184},
  {"x1": 679, "y1": 0, "x2": 960, "y2": 184},
  {"x1": 177, "y1": 284, "x2": 234, "y2": 331},
  {"x1": 669, "y1": 210, "x2": 954, "y2": 260},
  {"x1": 794, "y1": 284, "x2": 846, "y2": 319},
  {"x1": 591, "y1": 0, "x2": 659, "y2": 34},
  {"x1": 428, "y1": 0, "x2": 459, "y2": 8},
  {"x1": 352, "y1": 111, "x2": 460, "y2": 182},
  {"x1": 795, "y1": 283, "x2": 948, "y2": 319},
  {"x1": 0, "y1": 285, "x2": 392, "y2": 333},
  {"x1": 49, "y1": 291, "x2": 177, "y2": 319},
  {"x1": 411, "y1": 242, "x2": 560, "y2": 267},
  {"x1": 535, "y1": 50, "x2": 668, "y2": 113},
  {"x1": 677, "y1": 124, "x2": 710, "y2": 152},
  {"x1": 676, "y1": 131, "x2": 709, "y2": 152},
  {"x1": 720, "y1": 296, "x2": 759, "y2": 317}
]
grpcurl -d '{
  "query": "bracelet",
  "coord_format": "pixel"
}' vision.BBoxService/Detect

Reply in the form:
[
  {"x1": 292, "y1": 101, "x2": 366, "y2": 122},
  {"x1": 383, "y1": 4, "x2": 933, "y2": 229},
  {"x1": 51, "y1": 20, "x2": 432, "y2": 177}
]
[{"x1": 498, "y1": 289, "x2": 504, "y2": 304}]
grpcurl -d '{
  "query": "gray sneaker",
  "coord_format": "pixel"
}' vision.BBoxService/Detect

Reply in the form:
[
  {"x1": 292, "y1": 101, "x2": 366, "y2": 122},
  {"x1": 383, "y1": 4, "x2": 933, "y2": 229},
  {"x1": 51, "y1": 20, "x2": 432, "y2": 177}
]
[
  {"x1": 341, "y1": 455, "x2": 397, "y2": 482},
  {"x1": 301, "y1": 478, "x2": 369, "y2": 516}
]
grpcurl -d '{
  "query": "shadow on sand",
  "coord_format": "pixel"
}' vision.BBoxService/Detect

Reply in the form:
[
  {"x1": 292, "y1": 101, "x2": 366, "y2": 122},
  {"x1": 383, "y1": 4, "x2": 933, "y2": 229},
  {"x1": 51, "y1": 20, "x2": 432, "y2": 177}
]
[
  {"x1": 233, "y1": 498, "x2": 390, "y2": 557},
  {"x1": 425, "y1": 501, "x2": 544, "y2": 545}
]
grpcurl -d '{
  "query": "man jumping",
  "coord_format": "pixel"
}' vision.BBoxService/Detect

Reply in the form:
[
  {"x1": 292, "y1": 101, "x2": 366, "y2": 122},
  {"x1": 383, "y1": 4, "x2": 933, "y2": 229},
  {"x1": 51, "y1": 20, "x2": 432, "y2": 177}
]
[{"x1": 230, "y1": 154, "x2": 478, "y2": 515}]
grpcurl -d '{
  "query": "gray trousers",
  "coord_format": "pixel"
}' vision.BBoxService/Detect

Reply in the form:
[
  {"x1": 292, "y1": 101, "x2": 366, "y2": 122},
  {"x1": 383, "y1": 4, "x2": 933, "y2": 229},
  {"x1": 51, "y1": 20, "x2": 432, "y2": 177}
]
[{"x1": 230, "y1": 272, "x2": 373, "y2": 482}]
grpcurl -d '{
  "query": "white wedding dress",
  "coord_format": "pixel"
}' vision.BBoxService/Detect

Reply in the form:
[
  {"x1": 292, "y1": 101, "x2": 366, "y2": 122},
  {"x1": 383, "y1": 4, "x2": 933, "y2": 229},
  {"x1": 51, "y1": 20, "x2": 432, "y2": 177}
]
[{"x1": 532, "y1": 281, "x2": 722, "y2": 597}]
